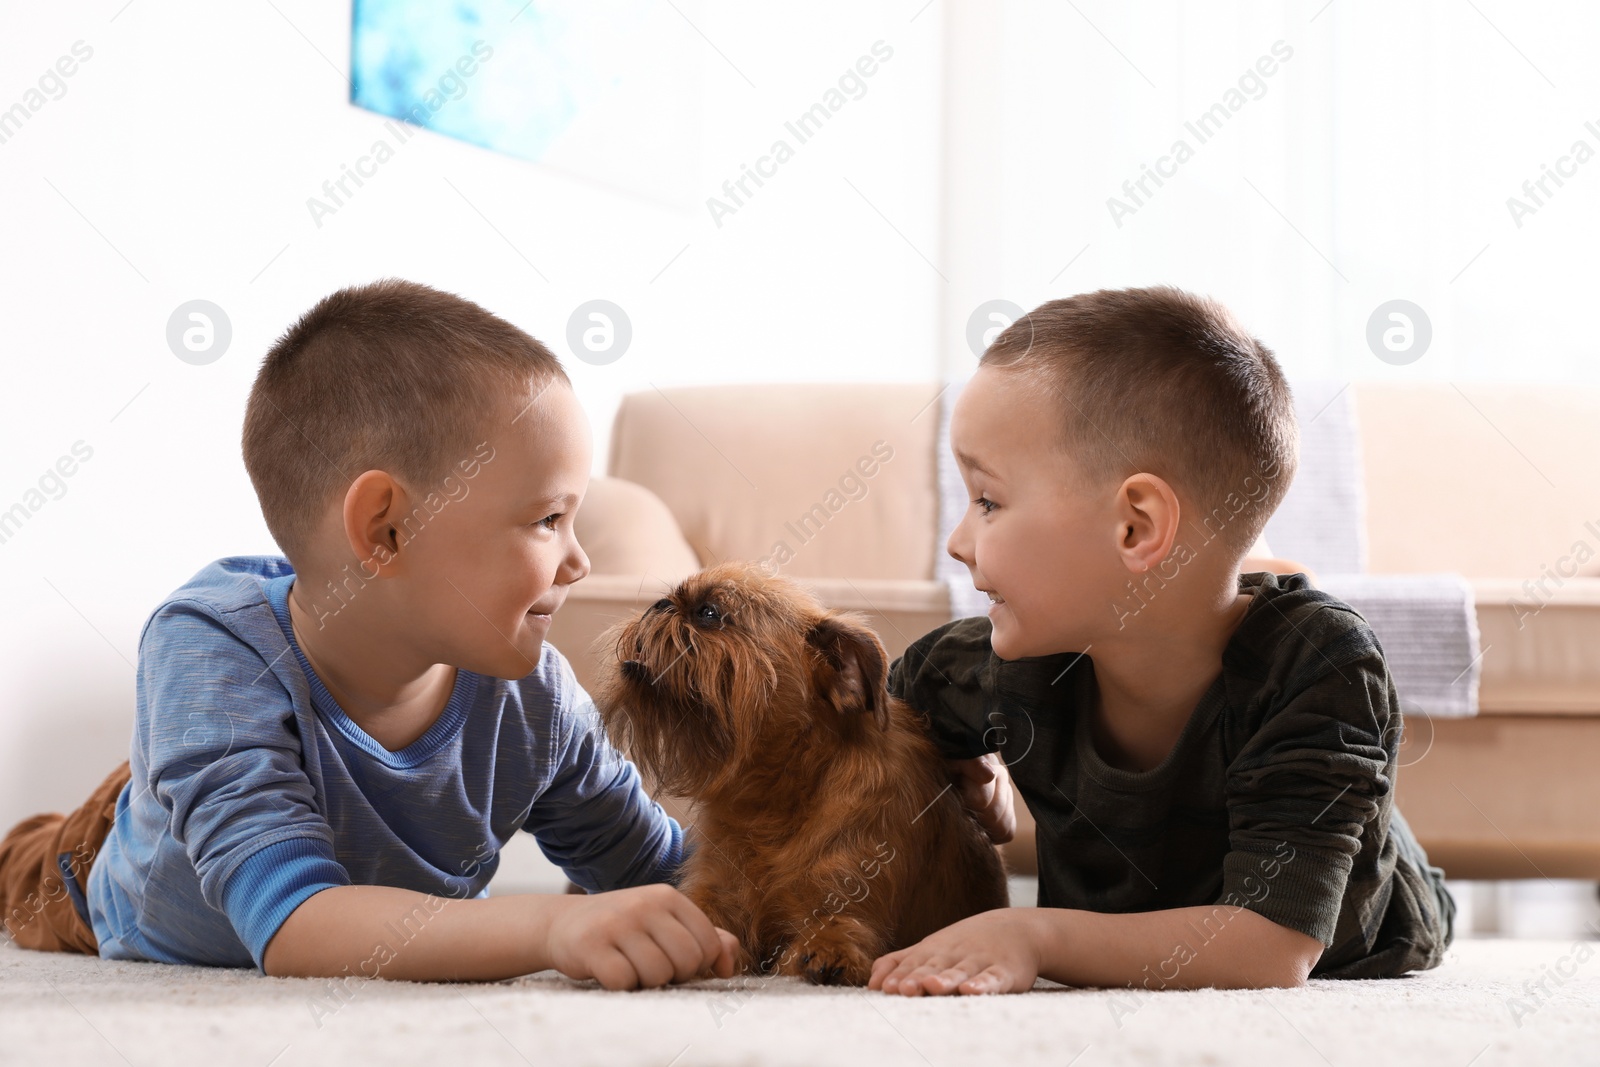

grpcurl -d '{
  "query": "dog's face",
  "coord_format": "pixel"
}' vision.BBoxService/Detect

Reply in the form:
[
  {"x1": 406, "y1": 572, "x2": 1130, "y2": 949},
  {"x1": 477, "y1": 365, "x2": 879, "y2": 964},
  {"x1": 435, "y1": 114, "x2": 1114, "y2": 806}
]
[{"x1": 591, "y1": 561, "x2": 891, "y2": 798}]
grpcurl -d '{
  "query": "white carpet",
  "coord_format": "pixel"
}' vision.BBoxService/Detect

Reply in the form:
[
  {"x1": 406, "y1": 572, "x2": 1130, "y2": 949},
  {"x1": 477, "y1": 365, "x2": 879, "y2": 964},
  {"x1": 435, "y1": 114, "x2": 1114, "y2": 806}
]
[{"x1": 3, "y1": 932, "x2": 1597, "y2": 1066}]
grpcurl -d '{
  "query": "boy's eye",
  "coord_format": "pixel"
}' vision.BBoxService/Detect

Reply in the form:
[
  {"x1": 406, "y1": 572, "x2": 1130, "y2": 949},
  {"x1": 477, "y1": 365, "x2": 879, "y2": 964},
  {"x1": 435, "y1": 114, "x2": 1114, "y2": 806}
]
[
  {"x1": 973, "y1": 496, "x2": 997, "y2": 515},
  {"x1": 529, "y1": 513, "x2": 561, "y2": 531}
]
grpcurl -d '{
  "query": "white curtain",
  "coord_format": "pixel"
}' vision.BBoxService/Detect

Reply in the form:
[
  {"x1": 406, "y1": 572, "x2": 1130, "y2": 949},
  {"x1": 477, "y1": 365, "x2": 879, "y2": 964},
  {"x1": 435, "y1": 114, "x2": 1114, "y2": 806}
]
[{"x1": 943, "y1": 0, "x2": 1594, "y2": 384}]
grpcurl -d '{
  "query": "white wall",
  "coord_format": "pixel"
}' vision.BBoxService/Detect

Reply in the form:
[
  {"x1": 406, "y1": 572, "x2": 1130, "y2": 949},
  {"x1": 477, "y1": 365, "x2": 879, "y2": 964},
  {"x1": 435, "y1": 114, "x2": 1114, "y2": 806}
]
[
  {"x1": 959, "y1": 0, "x2": 1600, "y2": 383},
  {"x1": 0, "y1": 0, "x2": 943, "y2": 821}
]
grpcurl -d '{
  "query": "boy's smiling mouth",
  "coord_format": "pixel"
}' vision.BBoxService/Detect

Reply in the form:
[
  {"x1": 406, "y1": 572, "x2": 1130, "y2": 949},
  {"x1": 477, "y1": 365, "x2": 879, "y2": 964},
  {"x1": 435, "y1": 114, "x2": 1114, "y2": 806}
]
[{"x1": 526, "y1": 593, "x2": 565, "y2": 618}]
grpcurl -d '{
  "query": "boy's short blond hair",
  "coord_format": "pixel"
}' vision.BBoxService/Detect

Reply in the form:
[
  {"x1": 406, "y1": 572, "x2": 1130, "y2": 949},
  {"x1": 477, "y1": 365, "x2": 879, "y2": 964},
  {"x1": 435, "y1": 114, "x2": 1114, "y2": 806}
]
[
  {"x1": 242, "y1": 278, "x2": 569, "y2": 568},
  {"x1": 982, "y1": 286, "x2": 1298, "y2": 557}
]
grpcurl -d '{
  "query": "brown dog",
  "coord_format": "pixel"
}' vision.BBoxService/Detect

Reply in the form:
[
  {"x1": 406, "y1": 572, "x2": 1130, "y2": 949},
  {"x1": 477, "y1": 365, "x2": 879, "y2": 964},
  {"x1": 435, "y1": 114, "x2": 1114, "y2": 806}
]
[{"x1": 591, "y1": 561, "x2": 1009, "y2": 986}]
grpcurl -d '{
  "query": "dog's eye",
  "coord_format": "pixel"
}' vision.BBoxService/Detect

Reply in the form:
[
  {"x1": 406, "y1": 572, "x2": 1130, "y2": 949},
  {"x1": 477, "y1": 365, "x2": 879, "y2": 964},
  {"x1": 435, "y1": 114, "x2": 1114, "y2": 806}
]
[{"x1": 695, "y1": 602, "x2": 722, "y2": 624}]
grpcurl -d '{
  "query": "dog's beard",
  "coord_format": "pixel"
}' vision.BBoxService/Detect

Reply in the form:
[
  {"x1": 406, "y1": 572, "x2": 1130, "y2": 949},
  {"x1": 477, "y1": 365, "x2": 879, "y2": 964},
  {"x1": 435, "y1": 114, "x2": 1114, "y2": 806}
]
[
  {"x1": 600, "y1": 679, "x2": 734, "y2": 797},
  {"x1": 596, "y1": 622, "x2": 780, "y2": 799},
  {"x1": 601, "y1": 630, "x2": 736, "y2": 796}
]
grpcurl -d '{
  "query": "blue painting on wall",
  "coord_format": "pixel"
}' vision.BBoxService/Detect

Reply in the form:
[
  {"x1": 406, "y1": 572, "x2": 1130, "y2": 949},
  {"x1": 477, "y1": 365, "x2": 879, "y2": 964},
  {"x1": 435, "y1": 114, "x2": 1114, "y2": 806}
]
[
  {"x1": 348, "y1": 0, "x2": 701, "y2": 208},
  {"x1": 351, "y1": 0, "x2": 625, "y2": 162}
]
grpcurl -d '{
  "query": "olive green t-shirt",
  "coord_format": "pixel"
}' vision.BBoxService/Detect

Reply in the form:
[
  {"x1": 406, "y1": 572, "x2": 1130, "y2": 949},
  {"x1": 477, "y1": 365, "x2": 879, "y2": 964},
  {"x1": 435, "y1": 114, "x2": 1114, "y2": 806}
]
[{"x1": 887, "y1": 570, "x2": 1455, "y2": 980}]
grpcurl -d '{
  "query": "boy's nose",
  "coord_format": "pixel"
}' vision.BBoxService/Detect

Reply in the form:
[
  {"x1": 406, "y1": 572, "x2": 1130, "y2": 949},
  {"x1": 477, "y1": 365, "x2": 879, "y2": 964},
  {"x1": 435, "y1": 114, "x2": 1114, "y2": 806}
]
[
  {"x1": 567, "y1": 537, "x2": 591, "y2": 583},
  {"x1": 946, "y1": 522, "x2": 974, "y2": 566}
]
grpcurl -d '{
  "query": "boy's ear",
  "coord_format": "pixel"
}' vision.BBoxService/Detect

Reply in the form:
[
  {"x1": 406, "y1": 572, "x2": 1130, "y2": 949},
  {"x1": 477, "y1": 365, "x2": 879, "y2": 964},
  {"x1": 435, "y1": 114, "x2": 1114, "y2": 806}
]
[
  {"x1": 343, "y1": 469, "x2": 404, "y2": 569},
  {"x1": 1115, "y1": 472, "x2": 1182, "y2": 573},
  {"x1": 805, "y1": 613, "x2": 891, "y2": 732}
]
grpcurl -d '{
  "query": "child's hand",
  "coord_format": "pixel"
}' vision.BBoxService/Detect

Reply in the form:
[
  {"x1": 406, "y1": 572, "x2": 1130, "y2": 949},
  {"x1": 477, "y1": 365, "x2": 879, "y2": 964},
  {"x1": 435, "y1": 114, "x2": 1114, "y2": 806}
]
[
  {"x1": 946, "y1": 752, "x2": 1016, "y2": 844},
  {"x1": 869, "y1": 909, "x2": 1041, "y2": 995},
  {"x1": 545, "y1": 883, "x2": 739, "y2": 990}
]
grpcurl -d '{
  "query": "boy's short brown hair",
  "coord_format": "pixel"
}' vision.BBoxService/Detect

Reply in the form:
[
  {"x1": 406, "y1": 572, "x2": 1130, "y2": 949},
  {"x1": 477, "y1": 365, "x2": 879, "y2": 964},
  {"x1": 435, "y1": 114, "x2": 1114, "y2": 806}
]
[
  {"x1": 981, "y1": 285, "x2": 1298, "y2": 557},
  {"x1": 242, "y1": 278, "x2": 569, "y2": 567}
]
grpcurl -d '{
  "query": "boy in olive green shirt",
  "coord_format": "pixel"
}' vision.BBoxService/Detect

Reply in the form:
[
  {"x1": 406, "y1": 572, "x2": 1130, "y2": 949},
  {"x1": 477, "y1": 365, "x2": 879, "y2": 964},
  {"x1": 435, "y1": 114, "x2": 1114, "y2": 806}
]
[{"x1": 869, "y1": 286, "x2": 1453, "y2": 996}]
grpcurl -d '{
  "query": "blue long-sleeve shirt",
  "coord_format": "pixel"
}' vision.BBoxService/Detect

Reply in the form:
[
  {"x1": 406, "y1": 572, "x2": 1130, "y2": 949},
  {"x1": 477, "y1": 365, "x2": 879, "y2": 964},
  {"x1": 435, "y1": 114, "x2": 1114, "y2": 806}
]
[{"x1": 86, "y1": 555, "x2": 683, "y2": 971}]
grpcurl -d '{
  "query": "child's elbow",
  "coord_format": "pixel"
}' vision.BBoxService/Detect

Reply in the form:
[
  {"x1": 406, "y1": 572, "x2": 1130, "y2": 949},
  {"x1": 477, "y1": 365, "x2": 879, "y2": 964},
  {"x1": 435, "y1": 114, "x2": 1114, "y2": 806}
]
[
  {"x1": 1231, "y1": 912, "x2": 1323, "y2": 988},
  {"x1": 261, "y1": 932, "x2": 300, "y2": 978},
  {"x1": 261, "y1": 905, "x2": 322, "y2": 978},
  {"x1": 1263, "y1": 939, "x2": 1323, "y2": 988}
]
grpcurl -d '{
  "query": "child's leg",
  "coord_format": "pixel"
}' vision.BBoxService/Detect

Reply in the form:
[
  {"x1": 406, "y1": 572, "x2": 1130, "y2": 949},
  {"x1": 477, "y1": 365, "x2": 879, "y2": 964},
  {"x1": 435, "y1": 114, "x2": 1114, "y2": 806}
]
[
  {"x1": 1390, "y1": 806, "x2": 1456, "y2": 960},
  {"x1": 0, "y1": 760, "x2": 132, "y2": 954}
]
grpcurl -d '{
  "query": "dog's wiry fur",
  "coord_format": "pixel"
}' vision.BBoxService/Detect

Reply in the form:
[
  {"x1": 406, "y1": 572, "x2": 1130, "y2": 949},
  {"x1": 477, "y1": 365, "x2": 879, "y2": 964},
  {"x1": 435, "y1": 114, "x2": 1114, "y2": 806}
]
[{"x1": 592, "y1": 561, "x2": 1009, "y2": 986}]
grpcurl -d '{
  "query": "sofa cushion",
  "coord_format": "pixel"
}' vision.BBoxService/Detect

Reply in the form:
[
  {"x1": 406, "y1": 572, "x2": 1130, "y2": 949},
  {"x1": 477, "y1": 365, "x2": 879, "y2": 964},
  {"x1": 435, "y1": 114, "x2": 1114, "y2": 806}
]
[
  {"x1": 573, "y1": 476, "x2": 701, "y2": 582},
  {"x1": 606, "y1": 383, "x2": 941, "y2": 581}
]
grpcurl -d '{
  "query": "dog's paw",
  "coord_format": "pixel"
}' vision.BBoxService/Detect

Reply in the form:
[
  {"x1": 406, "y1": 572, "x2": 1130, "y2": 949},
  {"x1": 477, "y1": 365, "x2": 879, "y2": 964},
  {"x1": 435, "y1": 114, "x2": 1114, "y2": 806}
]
[
  {"x1": 751, "y1": 942, "x2": 785, "y2": 977},
  {"x1": 782, "y1": 942, "x2": 874, "y2": 986}
]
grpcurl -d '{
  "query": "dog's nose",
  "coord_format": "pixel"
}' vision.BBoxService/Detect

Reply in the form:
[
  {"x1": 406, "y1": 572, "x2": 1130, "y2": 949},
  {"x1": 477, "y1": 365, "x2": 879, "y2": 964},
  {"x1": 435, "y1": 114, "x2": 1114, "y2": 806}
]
[{"x1": 621, "y1": 659, "x2": 647, "y2": 682}]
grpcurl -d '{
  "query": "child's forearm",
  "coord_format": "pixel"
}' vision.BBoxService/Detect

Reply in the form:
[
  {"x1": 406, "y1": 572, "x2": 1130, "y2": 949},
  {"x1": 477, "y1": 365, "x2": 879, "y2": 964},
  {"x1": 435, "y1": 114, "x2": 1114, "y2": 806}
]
[
  {"x1": 1029, "y1": 904, "x2": 1324, "y2": 990},
  {"x1": 263, "y1": 883, "x2": 573, "y2": 981}
]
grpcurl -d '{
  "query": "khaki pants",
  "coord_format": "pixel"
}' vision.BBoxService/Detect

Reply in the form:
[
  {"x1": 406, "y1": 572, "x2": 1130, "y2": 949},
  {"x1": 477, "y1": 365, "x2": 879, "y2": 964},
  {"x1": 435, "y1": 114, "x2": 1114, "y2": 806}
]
[{"x1": 0, "y1": 760, "x2": 132, "y2": 954}]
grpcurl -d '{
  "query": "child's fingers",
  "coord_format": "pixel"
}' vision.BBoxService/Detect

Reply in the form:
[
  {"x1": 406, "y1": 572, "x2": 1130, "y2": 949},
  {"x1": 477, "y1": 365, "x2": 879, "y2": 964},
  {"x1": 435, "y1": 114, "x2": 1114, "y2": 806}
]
[
  {"x1": 877, "y1": 968, "x2": 918, "y2": 995},
  {"x1": 919, "y1": 960, "x2": 995, "y2": 995},
  {"x1": 959, "y1": 776, "x2": 994, "y2": 811},
  {"x1": 947, "y1": 754, "x2": 996, "y2": 786},
  {"x1": 616, "y1": 929, "x2": 679, "y2": 989},
  {"x1": 917, "y1": 966, "x2": 973, "y2": 995},
  {"x1": 871, "y1": 948, "x2": 907, "y2": 972},
  {"x1": 957, "y1": 965, "x2": 1012, "y2": 995},
  {"x1": 585, "y1": 945, "x2": 641, "y2": 991},
  {"x1": 889, "y1": 963, "x2": 951, "y2": 996},
  {"x1": 889, "y1": 966, "x2": 960, "y2": 998},
  {"x1": 646, "y1": 914, "x2": 712, "y2": 983},
  {"x1": 711, "y1": 928, "x2": 740, "y2": 978},
  {"x1": 875, "y1": 961, "x2": 916, "y2": 993},
  {"x1": 663, "y1": 887, "x2": 729, "y2": 970},
  {"x1": 962, "y1": 754, "x2": 1015, "y2": 843},
  {"x1": 879, "y1": 955, "x2": 952, "y2": 995},
  {"x1": 868, "y1": 949, "x2": 909, "y2": 989},
  {"x1": 956, "y1": 778, "x2": 1012, "y2": 843}
]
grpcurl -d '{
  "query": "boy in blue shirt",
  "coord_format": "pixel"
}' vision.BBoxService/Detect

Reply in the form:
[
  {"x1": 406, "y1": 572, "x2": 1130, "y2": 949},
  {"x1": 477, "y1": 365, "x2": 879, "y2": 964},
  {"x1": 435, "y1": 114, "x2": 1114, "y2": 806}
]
[{"x1": 1, "y1": 279, "x2": 1009, "y2": 987}]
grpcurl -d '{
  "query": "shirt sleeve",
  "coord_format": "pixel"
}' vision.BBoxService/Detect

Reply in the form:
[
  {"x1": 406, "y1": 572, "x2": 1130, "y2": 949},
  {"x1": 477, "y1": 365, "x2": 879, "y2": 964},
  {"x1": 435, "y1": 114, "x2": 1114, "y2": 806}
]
[
  {"x1": 141, "y1": 601, "x2": 351, "y2": 971},
  {"x1": 520, "y1": 654, "x2": 685, "y2": 891},
  {"x1": 1216, "y1": 628, "x2": 1398, "y2": 948},
  {"x1": 886, "y1": 617, "x2": 1004, "y2": 760}
]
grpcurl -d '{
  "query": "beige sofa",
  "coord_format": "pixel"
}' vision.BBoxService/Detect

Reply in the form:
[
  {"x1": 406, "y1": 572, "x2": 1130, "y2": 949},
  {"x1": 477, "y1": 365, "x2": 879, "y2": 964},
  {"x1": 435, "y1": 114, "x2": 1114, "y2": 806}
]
[{"x1": 550, "y1": 382, "x2": 1600, "y2": 881}]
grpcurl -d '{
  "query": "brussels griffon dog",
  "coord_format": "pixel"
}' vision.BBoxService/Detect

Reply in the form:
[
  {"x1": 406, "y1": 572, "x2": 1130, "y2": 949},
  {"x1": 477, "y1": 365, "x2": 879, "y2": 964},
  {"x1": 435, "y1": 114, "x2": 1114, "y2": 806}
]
[{"x1": 592, "y1": 561, "x2": 1009, "y2": 986}]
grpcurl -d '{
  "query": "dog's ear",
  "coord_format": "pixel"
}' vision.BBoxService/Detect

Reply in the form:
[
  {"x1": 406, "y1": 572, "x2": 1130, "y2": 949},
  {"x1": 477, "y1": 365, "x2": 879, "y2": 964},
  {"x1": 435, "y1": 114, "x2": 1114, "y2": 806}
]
[{"x1": 805, "y1": 613, "x2": 891, "y2": 732}]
